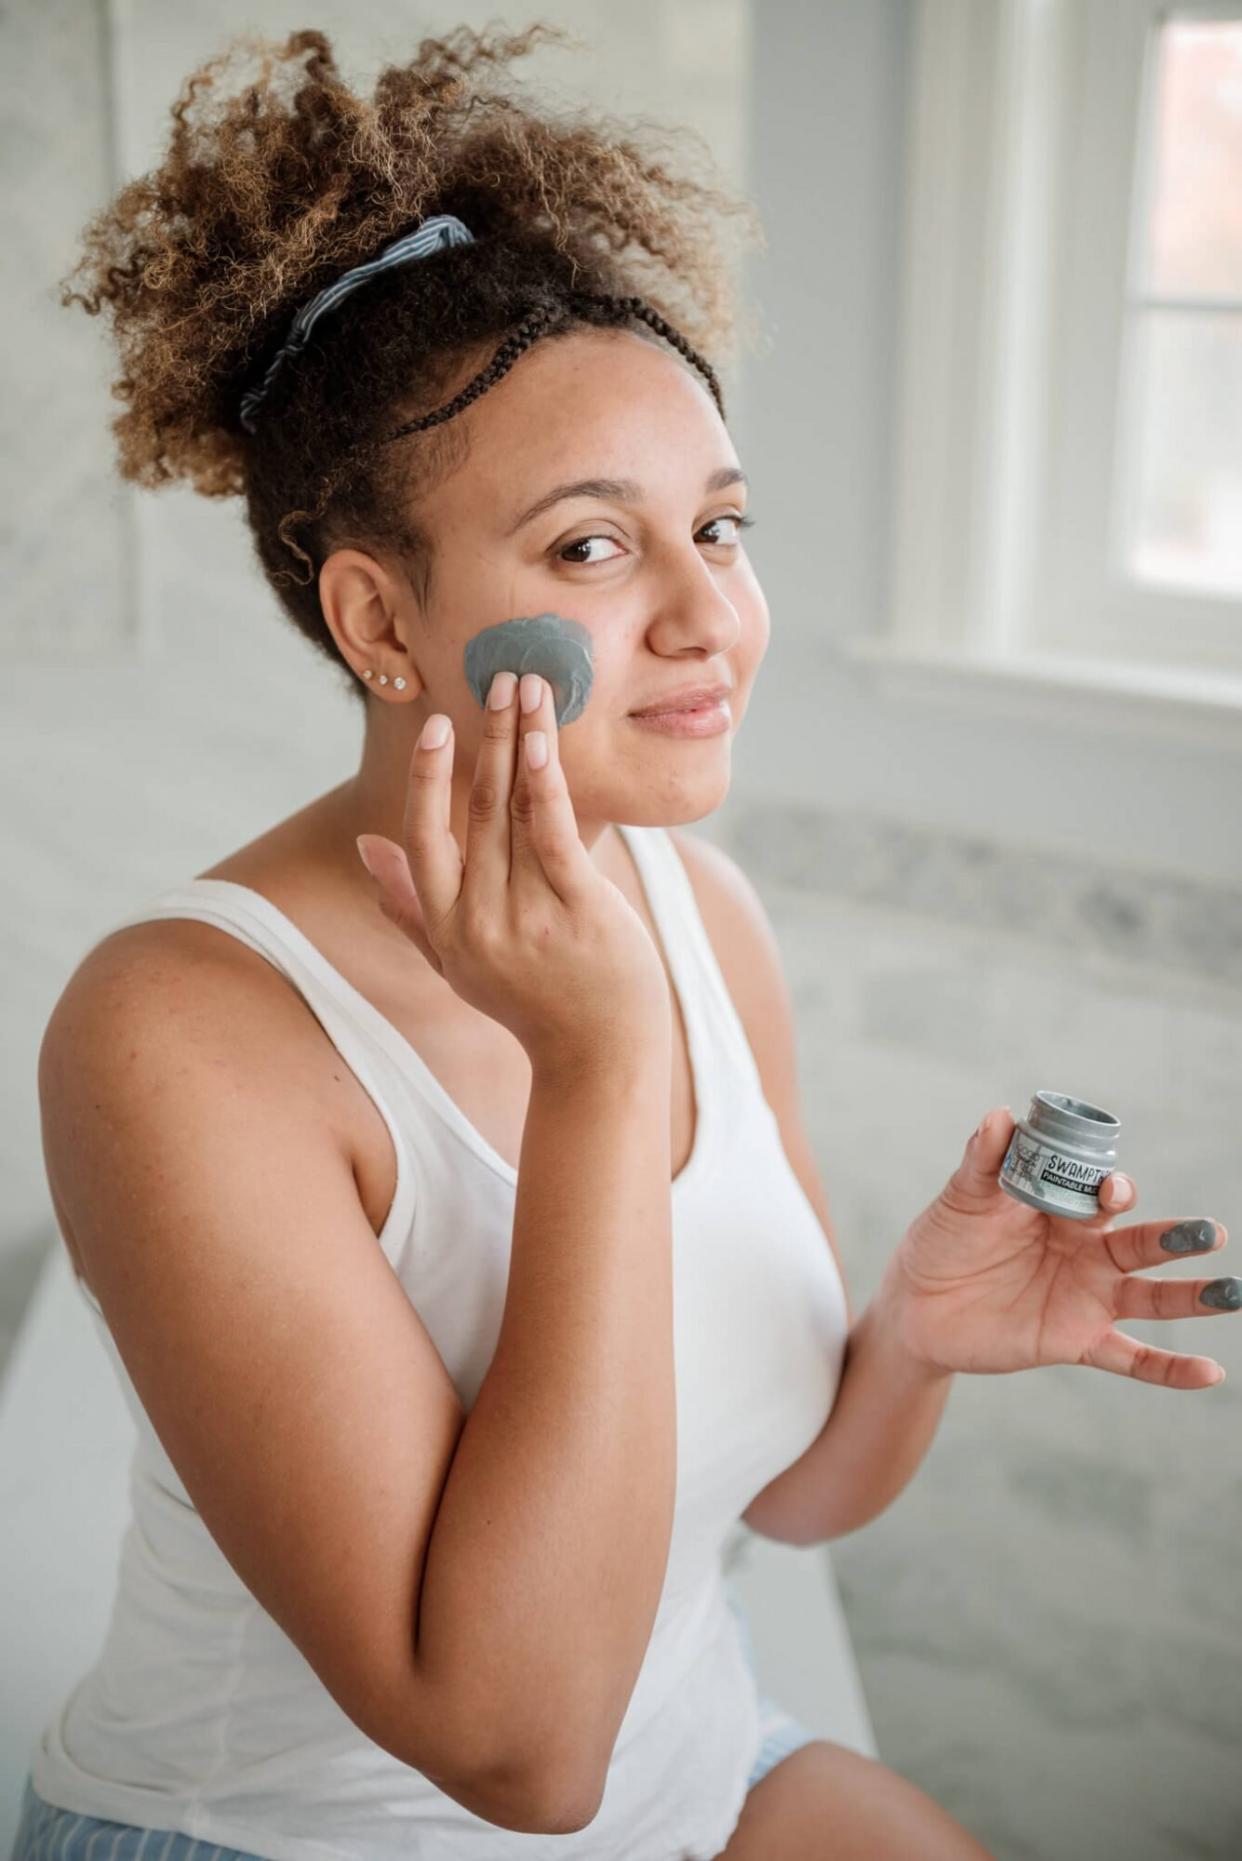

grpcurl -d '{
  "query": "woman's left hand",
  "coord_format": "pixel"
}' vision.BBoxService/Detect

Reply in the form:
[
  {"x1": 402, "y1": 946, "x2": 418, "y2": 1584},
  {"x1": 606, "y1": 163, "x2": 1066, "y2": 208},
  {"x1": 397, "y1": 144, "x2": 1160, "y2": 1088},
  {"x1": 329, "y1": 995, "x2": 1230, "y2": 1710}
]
[{"x1": 882, "y1": 1108, "x2": 1235, "y2": 1389}]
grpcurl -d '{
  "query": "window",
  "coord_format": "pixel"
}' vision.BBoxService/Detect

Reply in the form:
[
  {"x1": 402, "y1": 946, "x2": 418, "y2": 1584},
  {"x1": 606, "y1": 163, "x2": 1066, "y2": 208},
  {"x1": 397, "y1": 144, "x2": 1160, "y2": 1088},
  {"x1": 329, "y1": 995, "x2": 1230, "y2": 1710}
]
[
  {"x1": 1118, "y1": 13, "x2": 1242, "y2": 601},
  {"x1": 861, "y1": 0, "x2": 1242, "y2": 707}
]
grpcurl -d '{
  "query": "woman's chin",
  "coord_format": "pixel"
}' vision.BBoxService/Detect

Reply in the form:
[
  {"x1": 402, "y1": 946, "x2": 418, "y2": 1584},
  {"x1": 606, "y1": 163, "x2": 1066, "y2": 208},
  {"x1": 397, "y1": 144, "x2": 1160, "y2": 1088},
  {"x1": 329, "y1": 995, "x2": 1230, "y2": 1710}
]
[{"x1": 611, "y1": 769, "x2": 732, "y2": 829}]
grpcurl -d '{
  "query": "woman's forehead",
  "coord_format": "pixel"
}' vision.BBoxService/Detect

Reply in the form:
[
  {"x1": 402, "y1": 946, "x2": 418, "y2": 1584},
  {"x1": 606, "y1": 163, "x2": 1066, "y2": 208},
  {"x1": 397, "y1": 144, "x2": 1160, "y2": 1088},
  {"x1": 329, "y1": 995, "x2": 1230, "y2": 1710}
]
[{"x1": 438, "y1": 337, "x2": 727, "y2": 516}]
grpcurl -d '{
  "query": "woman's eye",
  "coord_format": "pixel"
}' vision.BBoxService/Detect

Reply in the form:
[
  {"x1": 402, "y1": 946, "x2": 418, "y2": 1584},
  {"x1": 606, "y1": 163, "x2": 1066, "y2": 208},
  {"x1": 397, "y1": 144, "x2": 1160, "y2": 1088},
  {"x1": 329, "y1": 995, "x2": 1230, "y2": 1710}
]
[
  {"x1": 556, "y1": 514, "x2": 755, "y2": 565},
  {"x1": 556, "y1": 534, "x2": 625, "y2": 566},
  {"x1": 702, "y1": 514, "x2": 755, "y2": 546}
]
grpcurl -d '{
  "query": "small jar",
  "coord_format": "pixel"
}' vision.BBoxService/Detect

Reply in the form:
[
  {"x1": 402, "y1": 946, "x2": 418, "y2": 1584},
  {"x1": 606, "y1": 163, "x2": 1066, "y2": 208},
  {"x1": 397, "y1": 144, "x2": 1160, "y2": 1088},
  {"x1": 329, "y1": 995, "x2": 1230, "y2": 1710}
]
[{"x1": 999, "y1": 1091, "x2": 1121, "y2": 1221}]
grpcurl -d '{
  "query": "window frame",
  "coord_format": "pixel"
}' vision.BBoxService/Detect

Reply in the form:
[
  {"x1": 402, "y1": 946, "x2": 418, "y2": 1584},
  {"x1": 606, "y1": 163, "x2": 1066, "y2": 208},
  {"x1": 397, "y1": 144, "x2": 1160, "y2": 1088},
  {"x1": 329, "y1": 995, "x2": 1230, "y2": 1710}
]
[{"x1": 850, "y1": 0, "x2": 1242, "y2": 723}]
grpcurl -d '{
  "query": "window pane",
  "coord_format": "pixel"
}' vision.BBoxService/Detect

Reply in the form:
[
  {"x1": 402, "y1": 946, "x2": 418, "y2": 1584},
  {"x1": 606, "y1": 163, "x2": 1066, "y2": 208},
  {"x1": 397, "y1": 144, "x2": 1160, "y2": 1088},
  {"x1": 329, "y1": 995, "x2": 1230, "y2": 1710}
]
[
  {"x1": 1144, "y1": 18, "x2": 1242, "y2": 298},
  {"x1": 1123, "y1": 308, "x2": 1242, "y2": 596}
]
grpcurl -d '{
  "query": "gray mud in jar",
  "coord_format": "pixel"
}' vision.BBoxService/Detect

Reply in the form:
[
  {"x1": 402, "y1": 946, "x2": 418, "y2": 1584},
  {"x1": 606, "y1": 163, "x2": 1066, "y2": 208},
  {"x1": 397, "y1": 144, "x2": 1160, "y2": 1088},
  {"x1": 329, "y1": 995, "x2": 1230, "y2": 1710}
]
[{"x1": 999, "y1": 1091, "x2": 1121, "y2": 1221}]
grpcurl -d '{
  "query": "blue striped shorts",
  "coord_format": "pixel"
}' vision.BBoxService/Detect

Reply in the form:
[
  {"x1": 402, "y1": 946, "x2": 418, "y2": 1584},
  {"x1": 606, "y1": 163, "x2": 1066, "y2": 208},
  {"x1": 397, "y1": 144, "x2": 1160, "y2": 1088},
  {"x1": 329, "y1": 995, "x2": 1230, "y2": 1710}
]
[
  {"x1": 10, "y1": 1598, "x2": 814, "y2": 1855},
  {"x1": 8, "y1": 1774, "x2": 267, "y2": 1858}
]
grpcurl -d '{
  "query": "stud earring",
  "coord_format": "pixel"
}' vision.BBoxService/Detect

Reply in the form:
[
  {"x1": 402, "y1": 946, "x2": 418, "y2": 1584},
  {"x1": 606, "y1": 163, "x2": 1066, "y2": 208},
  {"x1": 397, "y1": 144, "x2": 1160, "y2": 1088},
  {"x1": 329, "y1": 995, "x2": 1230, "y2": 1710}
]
[{"x1": 360, "y1": 668, "x2": 408, "y2": 691}]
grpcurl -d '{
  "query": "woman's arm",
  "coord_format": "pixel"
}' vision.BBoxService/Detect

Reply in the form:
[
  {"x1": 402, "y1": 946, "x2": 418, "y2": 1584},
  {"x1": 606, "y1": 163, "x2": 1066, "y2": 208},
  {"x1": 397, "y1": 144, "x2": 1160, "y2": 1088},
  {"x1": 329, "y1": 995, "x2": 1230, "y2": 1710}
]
[
  {"x1": 415, "y1": 1040, "x2": 677, "y2": 1826},
  {"x1": 42, "y1": 931, "x2": 675, "y2": 1839},
  {"x1": 742, "y1": 1275, "x2": 954, "y2": 1546}
]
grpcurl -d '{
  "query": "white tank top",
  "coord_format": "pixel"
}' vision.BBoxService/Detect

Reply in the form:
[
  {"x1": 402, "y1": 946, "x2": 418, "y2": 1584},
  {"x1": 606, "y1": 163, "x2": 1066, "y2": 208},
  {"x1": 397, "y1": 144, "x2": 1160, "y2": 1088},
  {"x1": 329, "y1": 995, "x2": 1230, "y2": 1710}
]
[{"x1": 31, "y1": 823, "x2": 850, "y2": 1861}]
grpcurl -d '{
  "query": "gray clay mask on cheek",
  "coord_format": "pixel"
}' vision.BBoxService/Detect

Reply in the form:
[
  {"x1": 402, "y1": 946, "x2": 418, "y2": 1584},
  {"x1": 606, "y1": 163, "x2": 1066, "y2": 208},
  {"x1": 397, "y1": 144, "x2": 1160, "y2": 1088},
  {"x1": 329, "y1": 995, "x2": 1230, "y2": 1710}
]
[{"x1": 463, "y1": 614, "x2": 595, "y2": 728}]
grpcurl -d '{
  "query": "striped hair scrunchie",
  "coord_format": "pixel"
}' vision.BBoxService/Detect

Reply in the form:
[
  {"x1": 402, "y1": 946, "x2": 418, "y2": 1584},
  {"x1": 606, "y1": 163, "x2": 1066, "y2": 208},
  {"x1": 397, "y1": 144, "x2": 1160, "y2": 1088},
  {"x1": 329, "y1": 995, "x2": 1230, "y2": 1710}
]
[{"x1": 238, "y1": 212, "x2": 476, "y2": 433}]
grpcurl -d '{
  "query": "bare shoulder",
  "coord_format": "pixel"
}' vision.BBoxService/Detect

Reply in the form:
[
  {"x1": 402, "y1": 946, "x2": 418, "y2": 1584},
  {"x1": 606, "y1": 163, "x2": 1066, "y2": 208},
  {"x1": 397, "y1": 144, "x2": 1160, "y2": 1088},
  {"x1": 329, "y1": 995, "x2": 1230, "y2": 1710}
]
[
  {"x1": 665, "y1": 828, "x2": 793, "y2": 1052},
  {"x1": 43, "y1": 915, "x2": 346, "y2": 1110},
  {"x1": 39, "y1": 917, "x2": 376, "y2": 1282},
  {"x1": 666, "y1": 827, "x2": 769, "y2": 926}
]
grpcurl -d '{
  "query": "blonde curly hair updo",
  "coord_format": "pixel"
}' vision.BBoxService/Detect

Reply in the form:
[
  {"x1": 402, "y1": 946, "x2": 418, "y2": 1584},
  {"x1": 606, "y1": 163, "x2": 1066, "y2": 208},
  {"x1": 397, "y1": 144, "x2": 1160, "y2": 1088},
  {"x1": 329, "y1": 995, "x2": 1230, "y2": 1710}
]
[{"x1": 58, "y1": 22, "x2": 766, "y2": 704}]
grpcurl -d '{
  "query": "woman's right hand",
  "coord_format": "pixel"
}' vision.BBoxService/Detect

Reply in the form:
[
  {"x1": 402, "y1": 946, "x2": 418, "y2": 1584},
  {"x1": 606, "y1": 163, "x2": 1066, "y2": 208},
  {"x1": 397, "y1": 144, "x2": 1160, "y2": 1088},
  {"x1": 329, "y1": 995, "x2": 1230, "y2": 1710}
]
[{"x1": 356, "y1": 670, "x2": 671, "y2": 1075}]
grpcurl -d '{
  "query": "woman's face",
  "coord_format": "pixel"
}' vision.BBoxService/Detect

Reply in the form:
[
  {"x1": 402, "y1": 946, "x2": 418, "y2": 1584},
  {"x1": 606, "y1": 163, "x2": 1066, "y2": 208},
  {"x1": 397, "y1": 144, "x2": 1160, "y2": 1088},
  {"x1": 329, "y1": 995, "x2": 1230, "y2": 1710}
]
[{"x1": 332, "y1": 325, "x2": 769, "y2": 833}]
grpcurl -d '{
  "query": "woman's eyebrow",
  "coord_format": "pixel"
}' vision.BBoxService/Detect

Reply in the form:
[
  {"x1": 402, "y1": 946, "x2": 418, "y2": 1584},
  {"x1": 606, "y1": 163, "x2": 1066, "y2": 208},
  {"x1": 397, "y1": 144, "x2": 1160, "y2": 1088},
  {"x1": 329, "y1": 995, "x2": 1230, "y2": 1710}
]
[{"x1": 505, "y1": 466, "x2": 748, "y2": 536}]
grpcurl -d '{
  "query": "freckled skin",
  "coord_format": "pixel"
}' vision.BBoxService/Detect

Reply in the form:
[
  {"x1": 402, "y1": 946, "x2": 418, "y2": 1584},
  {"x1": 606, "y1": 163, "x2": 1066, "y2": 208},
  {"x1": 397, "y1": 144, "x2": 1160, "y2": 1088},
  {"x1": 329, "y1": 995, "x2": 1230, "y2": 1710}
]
[
  {"x1": 463, "y1": 614, "x2": 595, "y2": 727},
  {"x1": 1159, "y1": 1219, "x2": 1218, "y2": 1254}
]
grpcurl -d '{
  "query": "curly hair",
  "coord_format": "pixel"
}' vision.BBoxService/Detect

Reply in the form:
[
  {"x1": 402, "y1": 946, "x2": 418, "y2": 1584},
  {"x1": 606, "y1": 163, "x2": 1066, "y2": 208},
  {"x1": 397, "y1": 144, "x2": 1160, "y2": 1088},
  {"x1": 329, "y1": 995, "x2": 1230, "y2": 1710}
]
[{"x1": 58, "y1": 22, "x2": 766, "y2": 704}]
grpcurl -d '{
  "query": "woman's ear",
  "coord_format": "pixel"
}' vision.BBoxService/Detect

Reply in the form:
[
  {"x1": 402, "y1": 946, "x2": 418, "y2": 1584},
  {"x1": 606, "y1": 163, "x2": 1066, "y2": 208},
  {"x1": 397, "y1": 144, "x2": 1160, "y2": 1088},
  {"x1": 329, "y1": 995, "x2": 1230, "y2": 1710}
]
[{"x1": 319, "y1": 547, "x2": 423, "y2": 697}]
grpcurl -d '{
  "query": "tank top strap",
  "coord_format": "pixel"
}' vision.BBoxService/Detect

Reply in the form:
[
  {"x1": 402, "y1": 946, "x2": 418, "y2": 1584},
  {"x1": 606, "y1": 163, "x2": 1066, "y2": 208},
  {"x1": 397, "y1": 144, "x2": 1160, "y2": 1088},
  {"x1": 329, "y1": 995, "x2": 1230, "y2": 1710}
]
[
  {"x1": 96, "y1": 880, "x2": 418, "y2": 1264},
  {"x1": 614, "y1": 825, "x2": 766, "y2": 1102}
]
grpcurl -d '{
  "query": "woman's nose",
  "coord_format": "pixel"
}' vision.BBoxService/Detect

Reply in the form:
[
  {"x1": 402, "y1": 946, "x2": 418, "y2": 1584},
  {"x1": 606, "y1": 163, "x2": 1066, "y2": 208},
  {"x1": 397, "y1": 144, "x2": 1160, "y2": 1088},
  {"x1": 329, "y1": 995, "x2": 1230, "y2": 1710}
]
[{"x1": 650, "y1": 555, "x2": 741, "y2": 651}]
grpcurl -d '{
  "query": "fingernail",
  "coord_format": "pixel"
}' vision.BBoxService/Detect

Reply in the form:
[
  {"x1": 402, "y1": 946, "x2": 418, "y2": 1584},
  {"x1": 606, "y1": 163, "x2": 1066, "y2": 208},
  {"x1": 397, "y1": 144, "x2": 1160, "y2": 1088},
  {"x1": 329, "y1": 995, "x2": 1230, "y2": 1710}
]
[
  {"x1": 1160, "y1": 1219, "x2": 1218, "y2": 1254},
  {"x1": 519, "y1": 673, "x2": 543, "y2": 714},
  {"x1": 488, "y1": 671, "x2": 517, "y2": 711},
  {"x1": 1109, "y1": 1173, "x2": 1134, "y2": 1200},
  {"x1": 420, "y1": 713, "x2": 451, "y2": 750},
  {"x1": 974, "y1": 1113, "x2": 991, "y2": 1143},
  {"x1": 356, "y1": 836, "x2": 377, "y2": 879}
]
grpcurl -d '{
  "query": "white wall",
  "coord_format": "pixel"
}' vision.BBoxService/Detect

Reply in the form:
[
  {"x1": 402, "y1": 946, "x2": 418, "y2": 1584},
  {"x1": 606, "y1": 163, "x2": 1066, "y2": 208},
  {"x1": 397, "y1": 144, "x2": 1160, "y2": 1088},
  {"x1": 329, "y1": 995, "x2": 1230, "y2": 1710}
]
[{"x1": 726, "y1": 0, "x2": 1241, "y2": 891}]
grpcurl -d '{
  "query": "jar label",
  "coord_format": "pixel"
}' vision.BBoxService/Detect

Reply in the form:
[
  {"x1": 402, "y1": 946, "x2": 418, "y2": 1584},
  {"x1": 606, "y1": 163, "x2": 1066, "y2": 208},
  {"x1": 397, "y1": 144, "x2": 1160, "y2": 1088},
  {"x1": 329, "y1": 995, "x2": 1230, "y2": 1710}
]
[
  {"x1": 1039, "y1": 1156, "x2": 1108, "y2": 1192},
  {"x1": 1000, "y1": 1131, "x2": 1108, "y2": 1212}
]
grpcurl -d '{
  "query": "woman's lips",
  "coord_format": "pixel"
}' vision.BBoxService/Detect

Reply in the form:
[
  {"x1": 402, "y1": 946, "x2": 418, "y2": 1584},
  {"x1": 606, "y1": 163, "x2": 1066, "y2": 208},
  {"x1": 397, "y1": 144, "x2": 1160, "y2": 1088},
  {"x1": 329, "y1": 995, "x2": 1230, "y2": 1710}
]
[{"x1": 626, "y1": 699, "x2": 732, "y2": 736}]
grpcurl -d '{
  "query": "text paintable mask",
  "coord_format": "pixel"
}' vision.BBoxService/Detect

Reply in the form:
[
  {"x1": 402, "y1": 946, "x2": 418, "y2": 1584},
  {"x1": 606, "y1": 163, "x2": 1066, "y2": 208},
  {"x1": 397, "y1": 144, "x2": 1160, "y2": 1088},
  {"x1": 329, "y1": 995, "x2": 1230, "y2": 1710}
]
[{"x1": 463, "y1": 615, "x2": 595, "y2": 728}]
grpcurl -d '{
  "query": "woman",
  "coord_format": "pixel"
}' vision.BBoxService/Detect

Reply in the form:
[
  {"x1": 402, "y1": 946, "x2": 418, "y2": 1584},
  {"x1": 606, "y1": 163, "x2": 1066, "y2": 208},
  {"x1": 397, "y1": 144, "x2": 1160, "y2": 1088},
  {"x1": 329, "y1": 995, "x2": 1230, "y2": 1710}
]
[{"x1": 15, "y1": 23, "x2": 1230, "y2": 1861}]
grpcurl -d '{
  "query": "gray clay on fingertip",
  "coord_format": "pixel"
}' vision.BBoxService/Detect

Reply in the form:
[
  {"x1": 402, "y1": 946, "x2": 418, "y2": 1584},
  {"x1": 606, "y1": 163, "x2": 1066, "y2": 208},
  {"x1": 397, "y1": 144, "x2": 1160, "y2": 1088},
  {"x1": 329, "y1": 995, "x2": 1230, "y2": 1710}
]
[
  {"x1": 1199, "y1": 1278, "x2": 1242, "y2": 1310},
  {"x1": 1160, "y1": 1219, "x2": 1218, "y2": 1254},
  {"x1": 463, "y1": 614, "x2": 595, "y2": 727}
]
